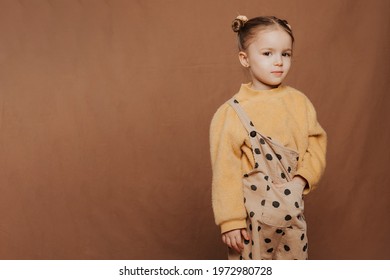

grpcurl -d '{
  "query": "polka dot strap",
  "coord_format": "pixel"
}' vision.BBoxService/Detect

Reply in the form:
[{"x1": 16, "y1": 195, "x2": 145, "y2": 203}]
[
  {"x1": 228, "y1": 98, "x2": 257, "y2": 133},
  {"x1": 228, "y1": 98, "x2": 265, "y2": 164}
]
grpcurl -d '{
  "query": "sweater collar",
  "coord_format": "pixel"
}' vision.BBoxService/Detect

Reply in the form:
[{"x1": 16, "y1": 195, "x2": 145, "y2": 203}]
[{"x1": 236, "y1": 83, "x2": 287, "y2": 101}]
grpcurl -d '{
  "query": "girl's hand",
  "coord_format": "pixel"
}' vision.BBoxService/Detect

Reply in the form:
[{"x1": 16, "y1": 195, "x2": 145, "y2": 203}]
[{"x1": 221, "y1": 228, "x2": 250, "y2": 253}]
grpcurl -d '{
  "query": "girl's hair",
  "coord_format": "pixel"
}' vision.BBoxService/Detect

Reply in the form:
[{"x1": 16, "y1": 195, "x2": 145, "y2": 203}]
[{"x1": 232, "y1": 16, "x2": 294, "y2": 51}]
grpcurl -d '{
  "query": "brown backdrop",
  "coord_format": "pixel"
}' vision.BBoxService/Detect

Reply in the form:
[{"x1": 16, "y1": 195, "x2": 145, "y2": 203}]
[{"x1": 0, "y1": 0, "x2": 389, "y2": 260}]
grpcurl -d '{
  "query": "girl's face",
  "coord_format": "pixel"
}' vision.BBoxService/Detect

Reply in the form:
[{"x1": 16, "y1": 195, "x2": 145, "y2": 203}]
[{"x1": 239, "y1": 28, "x2": 293, "y2": 90}]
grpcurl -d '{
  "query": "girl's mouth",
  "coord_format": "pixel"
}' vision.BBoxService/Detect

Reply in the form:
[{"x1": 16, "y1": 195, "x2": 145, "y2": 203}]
[{"x1": 271, "y1": 71, "x2": 284, "y2": 76}]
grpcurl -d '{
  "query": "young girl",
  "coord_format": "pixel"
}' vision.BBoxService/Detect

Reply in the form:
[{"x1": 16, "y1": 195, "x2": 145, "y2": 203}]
[{"x1": 210, "y1": 15, "x2": 327, "y2": 260}]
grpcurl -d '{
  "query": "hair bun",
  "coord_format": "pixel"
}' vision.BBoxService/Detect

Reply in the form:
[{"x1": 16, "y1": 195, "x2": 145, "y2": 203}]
[{"x1": 232, "y1": 15, "x2": 248, "y2": 32}]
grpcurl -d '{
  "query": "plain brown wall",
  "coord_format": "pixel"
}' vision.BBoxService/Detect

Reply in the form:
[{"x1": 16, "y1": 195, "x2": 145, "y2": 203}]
[{"x1": 0, "y1": 0, "x2": 389, "y2": 259}]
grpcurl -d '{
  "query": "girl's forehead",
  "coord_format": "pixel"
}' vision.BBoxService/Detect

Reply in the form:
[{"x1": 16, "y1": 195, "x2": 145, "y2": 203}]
[{"x1": 252, "y1": 28, "x2": 292, "y2": 48}]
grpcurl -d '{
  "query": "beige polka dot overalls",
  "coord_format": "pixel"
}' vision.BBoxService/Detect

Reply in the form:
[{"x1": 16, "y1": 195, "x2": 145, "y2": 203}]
[{"x1": 228, "y1": 98, "x2": 308, "y2": 260}]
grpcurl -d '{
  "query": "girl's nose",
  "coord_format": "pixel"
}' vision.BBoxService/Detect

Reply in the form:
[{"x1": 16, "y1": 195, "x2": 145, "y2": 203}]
[{"x1": 274, "y1": 55, "x2": 283, "y2": 66}]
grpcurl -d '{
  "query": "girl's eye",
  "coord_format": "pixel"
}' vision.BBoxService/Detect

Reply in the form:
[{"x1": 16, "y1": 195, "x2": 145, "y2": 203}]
[
  {"x1": 282, "y1": 53, "x2": 292, "y2": 57},
  {"x1": 263, "y1": 52, "x2": 271, "y2": 56}
]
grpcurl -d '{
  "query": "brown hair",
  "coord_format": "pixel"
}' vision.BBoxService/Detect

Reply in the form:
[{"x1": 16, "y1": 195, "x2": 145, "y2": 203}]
[{"x1": 232, "y1": 16, "x2": 294, "y2": 51}]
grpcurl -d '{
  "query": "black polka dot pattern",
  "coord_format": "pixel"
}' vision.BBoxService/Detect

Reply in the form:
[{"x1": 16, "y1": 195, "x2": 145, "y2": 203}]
[
  {"x1": 229, "y1": 97, "x2": 306, "y2": 260},
  {"x1": 272, "y1": 201, "x2": 280, "y2": 208}
]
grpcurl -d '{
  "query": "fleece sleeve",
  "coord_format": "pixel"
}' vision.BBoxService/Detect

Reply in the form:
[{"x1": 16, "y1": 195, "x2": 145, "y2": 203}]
[
  {"x1": 210, "y1": 105, "x2": 248, "y2": 234},
  {"x1": 295, "y1": 98, "x2": 327, "y2": 194}
]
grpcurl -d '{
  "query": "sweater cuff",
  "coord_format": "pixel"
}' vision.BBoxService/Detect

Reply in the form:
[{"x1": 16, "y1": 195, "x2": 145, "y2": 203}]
[
  {"x1": 295, "y1": 168, "x2": 315, "y2": 195},
  {"x1": 220, "y1": 219, "x2": 247, "y2": 234}
]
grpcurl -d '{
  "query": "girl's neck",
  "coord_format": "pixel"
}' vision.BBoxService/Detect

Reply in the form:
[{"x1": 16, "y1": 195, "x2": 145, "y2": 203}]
[{"x1": 250, "y1": 81, "x2": 281, "y2": 91}]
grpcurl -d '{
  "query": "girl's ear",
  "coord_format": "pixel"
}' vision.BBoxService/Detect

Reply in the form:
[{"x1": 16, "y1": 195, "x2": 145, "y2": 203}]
[{"x1": 238, "y1": 51, "x2": 250, "y2": 68}]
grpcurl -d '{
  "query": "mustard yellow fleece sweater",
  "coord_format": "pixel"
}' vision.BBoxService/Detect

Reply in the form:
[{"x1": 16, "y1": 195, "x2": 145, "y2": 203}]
[{"x1": 210, "y1": 83, "x2": 327, "y2": 234}]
